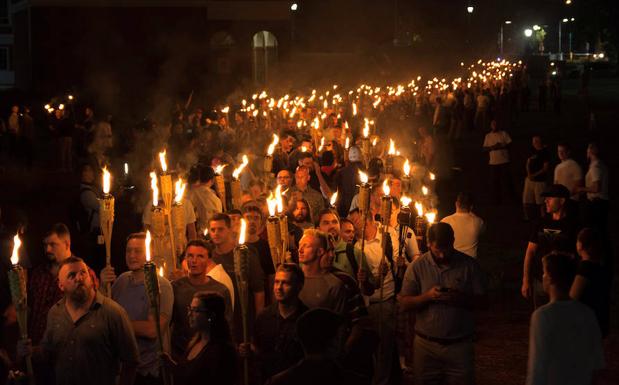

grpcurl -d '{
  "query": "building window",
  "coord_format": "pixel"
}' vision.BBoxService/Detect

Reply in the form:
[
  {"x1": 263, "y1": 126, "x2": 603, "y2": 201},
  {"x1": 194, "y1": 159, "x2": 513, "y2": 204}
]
[
  {"x1": 252, "y1": 31, "x2": 278, "y2": 84},
  {"x1": 0, "y1": 46, "x2": 10, "y2": 70}
]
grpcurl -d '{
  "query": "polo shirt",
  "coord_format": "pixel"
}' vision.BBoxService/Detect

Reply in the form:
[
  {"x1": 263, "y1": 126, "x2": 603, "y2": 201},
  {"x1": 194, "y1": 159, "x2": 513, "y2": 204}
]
[
  {"x1": 400, "y1": 250, "x2": 485, "y2": 339},
  {"x1": 41, "y1": 292, "x2": 139, "y2": 385}
]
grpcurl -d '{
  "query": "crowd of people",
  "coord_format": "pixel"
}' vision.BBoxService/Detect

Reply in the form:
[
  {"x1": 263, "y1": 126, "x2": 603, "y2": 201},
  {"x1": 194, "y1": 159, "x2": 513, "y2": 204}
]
[{"x1": 0, "y1": 58, "x2": 613, "y2": 385}]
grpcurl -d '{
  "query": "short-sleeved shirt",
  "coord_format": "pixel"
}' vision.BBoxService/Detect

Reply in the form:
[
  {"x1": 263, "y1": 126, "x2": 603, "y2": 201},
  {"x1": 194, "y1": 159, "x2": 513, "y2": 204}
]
[
  {"x1": 526, "y1": 300, "x2": 604, "y2": 385},
  {"x1": 400, "y1": 250, "x2": 485, "y2": 339},
  {"x1": 299, "y1": 273, "x2": 349, "y2": 315},
  {"x1": 554, "y1": 159, "x2": 582, "y2": 200},
  {"x1": 170, "y1": 277, "x2": 232, "y2": 357},
  {"x1": 441, "y1": 212, "x2": 485, "y2": 258},
  {"x1": 41, "y1": 292, "x2": 140, "y2": 385},
  {"x1": 585, "y1": 159, "x2": 609, "y2": 201},
  {"x1": 527, "y1": 148, "x2": 550, "y2": 182},
  {"x1": 212, "y1": 249, "x2": 265, "y2": 342},
  {"x1": 112, "y1": 272, "x2": 173, "y2": 376},
  {"x1": 483, "y1": 131, "x2": 512, "y2": 165},
  {"x1": 529, "y1": 215, "x2": 579, "y2": 278}
]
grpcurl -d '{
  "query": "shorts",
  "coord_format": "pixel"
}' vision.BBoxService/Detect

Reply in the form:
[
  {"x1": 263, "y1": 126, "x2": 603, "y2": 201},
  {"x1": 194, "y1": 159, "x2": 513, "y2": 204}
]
[{"x1": 522, "y1": 179, "x2": 546, "y2": 205}]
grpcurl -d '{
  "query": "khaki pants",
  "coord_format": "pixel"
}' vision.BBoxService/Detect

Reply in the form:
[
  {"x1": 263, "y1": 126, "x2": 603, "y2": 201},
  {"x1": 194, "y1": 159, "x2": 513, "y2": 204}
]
[{"x1": 413, "y1": 335, "x2": 474, "y2": 385}]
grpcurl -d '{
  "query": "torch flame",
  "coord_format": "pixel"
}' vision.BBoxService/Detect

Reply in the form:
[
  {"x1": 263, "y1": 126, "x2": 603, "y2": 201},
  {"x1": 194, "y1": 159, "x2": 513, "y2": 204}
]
[
  {"x1": 238, "y1": 218, "x2": 247, "y2": 245},
  {"x1": 425, "y1": 211, "x2": 437, "y2": 224},
  {"x1": 145, "y1": 230, "x2": 152, "y2": 262},
  {"x1": 415, "y1": 202, "x2": 424, "y2": 217},
  {"x1": 422, "y1": 186, "x2": 429, "y2": 196},
  {"x1": 267, "y1": 134, "x2": 279, "y2": 155},
  {"x1": 400, "y1": 196, "x2": 412, "y2": 207},
  {"x1": 221, "y1": 106, "x2": 230, "y2": 114},
  {"x1": 318, "y1": 137, "x2": 325, "y2": 151},
  {"x1": 174, "y1": 178, "x2": 186, "y2": 204},
  {"x1": 358, "y1": 170, "x2": 369, "y2": 184},
  {"x1": 267, "y1": 192, "x2": 277, "y2": 217},
  {"x1": 363, "y1": 119, "x2": 370, "y2": 138},
  {"x1": 232, "y1": 155, "x2": 249, "y2": 180},
  {"x1": 102, "y1": 167, "x2": 111, "y2": 194},
  {"x1": 214, "y1": 164, "x2": 227, "y2": 175},
  {"x1": 275, "y1": 185, "x2": 284, "y2": 213},
  {"x1": 429, "y1": 172, "x2": 436, "y2": 181},
  {"x1": 382, "y1": 179, "x2": 390, "y2": 196},
  {"x1": 372, "y1": 137, "x2": 378, "y2": 147},
  {"x1": 158, "y1": 150, "x2": 168, "y2": 173},
  {"x1": 58, "y1": 104, "x2": 65, "y2": 110},
  {"x1": 124, "y1": 162, "x2": 129, "y2": 175},
  {"x1": 10, "y1": 234, "x2": 21, "y2": 265},
  {"x1": 301, "y1": 145, "x2": 308, "y2": 153},
  {"x1": 158, "y1": 266, "x2": 164, "y2": 277},
  {"x1": 345, "y1": 137, "x2": 350, "y2": 149},
  {"x1": 330, "y1": 191, "x2": 338, "y2": 206},
  {"x1": 150, "y1": 171, "x2": 159, "y2": 207},
  {"x1": 403, "y1": 159, "x2": 411, "y2": 177},
  {"x1": 352, "y1": 102, "x2": 357, "y2": 116},
  {"x1": 388, "y1": 139, "x2": 396, "y2": 155}
]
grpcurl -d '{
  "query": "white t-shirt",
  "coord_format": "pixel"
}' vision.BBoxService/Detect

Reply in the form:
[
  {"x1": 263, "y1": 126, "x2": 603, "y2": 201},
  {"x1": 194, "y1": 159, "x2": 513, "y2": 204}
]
[
  {"x1": 483, "y1": 131, "x2": 512, "y2": 165},
  {"x1": 585, "y1": 159, "x2": 609, "y2": 200},
  {"x1": 441, "y1": 212, "x2": 484, "y2": 258},
  {"x1": 207, "y1": 263, "x2": 235, "y2": 311},
  {"x1": 526, "y1": 300, "x2": 604, "y2": 385},
  {"x1": 554, "y1": 159, "x2": 582, "y2": 200}
]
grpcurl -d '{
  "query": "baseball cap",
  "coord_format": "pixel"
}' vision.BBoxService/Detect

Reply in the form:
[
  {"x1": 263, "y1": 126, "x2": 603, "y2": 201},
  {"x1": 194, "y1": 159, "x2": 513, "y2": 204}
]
[{"x1": 541, "y1": 184, "x2": 570, "y2": 198}]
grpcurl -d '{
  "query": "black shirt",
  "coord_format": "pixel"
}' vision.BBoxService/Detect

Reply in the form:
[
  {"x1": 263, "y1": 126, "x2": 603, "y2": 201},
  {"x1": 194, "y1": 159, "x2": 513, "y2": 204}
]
[
  {"x1": 254, "y1": 302, "x2": 308, "y2": 380},
  {"x1": 175, "y1": 340, "x2": 238, "y2": 385},
  {"x1": 576, "y1": 260, "x2": 610, "y2": 337},
  {"x1": 527, "y1": 147, "x2": 550, "y2": 182},
  {"x1": 529, "y1": 215, "x2": 579, "y2": 277}
]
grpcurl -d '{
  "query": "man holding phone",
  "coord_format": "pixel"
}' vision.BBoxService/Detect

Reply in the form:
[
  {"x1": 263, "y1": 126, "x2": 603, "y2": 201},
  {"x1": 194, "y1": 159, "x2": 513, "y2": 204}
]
[{"x1": 398, "y1": 222, "x2": 487, "y2": 385}]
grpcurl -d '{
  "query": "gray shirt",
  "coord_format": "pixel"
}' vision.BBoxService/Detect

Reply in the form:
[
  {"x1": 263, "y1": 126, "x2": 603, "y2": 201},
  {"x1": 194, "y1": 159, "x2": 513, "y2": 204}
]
[
  {"x1": 41, "y1": 292, "x2": 140, "y2": 385},
  {"x1": 170, "y1": 277, "x2": 232, "y2": 356},
  {"x1": 400, "y1": 250, "x2": 485, "y2": 339},
  {"x1": 299, "y1": 273, "x2": 349, "y2": 314},
  {"x1": 112, "y1": 272, "x2": 173, "y2": 377}
]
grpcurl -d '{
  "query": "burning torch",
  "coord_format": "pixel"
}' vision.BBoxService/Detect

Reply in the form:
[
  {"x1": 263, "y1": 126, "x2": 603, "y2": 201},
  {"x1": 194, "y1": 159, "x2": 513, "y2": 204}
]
[
  {"x1": 214, "y1": 164, "x2": 228, "y2": 212},
  {"x1": 150, "y1": 172, "x2": 167, "y2": 270},
  {"x1": 99, "y1": 167, "x2": 114, "y2": 296},
  {"x1": 172, "y1": 178, "x2": 187, "y2": 257},
  {"x1": 231, "y1": 155, "x2": 249, "y2": 209},
  {"x1": 234, "y1": 219, "x2": 250, "y2": 385},
  {"x1": 386, "y1": 139, "x2": 396, "y2": 174},
  {"x1": 275, "y1": 185, "x2": 289, "y2": 262},
  {"x1": 8, "y1": 234, "x2": 35, "y2": 385},
  {"x1": 361, "y1": 119, "x2": 371, "y2": 167},
  {"x1": 158, "y1": 150, "x2": 177, "y2": 269},
  {"x1": 402, "y1": 159, "x2": 412, "y2": 195},
  {"x1": 266, "y1": 192, "x2": 282, "y2": 270},
  {"x1": 264, "y1": 134, "x2": 279, "y2": 177},
  {"x1": 143, "y1": 231, "x2": 171, "y2": 385}
]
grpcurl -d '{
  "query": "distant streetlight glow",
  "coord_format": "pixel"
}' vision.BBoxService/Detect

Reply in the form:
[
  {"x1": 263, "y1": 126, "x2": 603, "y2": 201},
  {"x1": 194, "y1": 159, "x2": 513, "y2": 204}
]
[
  {"x1": 290, "y1": 3, "x2": 298, "y2": 11},
  {"x1": 467, "y1": 6, "x2": 474, "y2": 13},
  {"x1": 562, "y1": 18, "x2": 569, "y2": 22},
  {"x1": 533, "y1": 25, "x2": 541, "y2": 31},
  {"x1": 505, "y1": 20, "x2": 512, "y2": 24},
  {"x1": 565, "y1": 0, "x2": 572, "y2": 4},
  {"x1": 524, "y1": 28, "x2": 533, "y2": 37}
]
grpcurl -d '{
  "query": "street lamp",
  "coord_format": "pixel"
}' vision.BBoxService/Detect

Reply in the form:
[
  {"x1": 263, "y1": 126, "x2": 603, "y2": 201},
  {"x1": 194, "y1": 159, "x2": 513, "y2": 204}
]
[
  {"x1": 467, "y1": 6, "x2": 474, "y2": 14},
  {"x1": 524, "y1": 28, "x2": 533, "y2": 37},
  {"x1": 290, "y1": 3, "x2": 298, "y2": 11},
  {"x1": 533, "y1": 25, "x2": 541, "y2": 31},
  {"x1": 500, "y1": 21, "x2": 512, "y2": 56}
]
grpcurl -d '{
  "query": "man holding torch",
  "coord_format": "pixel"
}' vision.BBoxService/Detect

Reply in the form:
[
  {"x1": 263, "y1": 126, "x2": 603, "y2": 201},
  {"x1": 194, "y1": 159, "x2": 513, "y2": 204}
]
[
  {"x1": 17, "y1": 256, "x2": 139, "y2": 385},
  {"x1": 99, "y1": 233, "x2": 173, "y2": 385}
]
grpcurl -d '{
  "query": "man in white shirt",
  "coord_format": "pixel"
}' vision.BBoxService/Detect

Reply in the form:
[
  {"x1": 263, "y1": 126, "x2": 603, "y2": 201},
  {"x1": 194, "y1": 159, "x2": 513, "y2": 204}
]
[
  {"x1": 526, "y1": 252, "x2": 604, "y2": 385},
  {"x1": 441, "y1": 192, "x2": 484, "y2": 258},
  {"x1": 577, "y1": 142, "x2": 609, "y2": 232},
  {"x1": 189, "y1": 165, "x2": 223, "y2": 233},
  {"x1": 554, "y1": 142, "x2": 582, "y2": 200},
  {"x1": 483, "y1": 120, "x2": 515, "y2": 204}
]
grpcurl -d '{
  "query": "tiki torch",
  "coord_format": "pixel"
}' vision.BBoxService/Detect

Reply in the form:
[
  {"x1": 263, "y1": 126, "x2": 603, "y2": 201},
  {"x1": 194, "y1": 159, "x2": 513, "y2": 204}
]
[
  {"x1": 358, "y1": 170, "x2": 372, "y2": 287},
  {"x1": 414, "y1": 202, "x2": 428, "y2": 253},
  {"x1": 402, "y1": 159, "x2": 412, "y2": 195},
  {"x1": 234, "y1": 219, "x2": 250, "y2": 385},
  {"x1": 150, "y1": 172, "x2": 166, "y2": 268},
  {"x1": 231, "y1": 155, "x2": 249, "y2": 210},
  {"x1": 329, "y1": 191, "x2": 338, "y2": 209},
  {"x1": 264, "y1": 133, "x2": 279, "y2": 177},
  {"x1": 344, "y1": 137, "x2": 350, "y2": 163},
  {"x1": 275, "y1": 185, "x2": 288, "y2": 262},
  {"x1": 386, "y1": 139, "x2": 396, "y2": 174},
  {"x1": 171, "y1": 178, "x2": 187, "y2": 257},
  {"x1": 379, "y1": 180, "x2": 392, "y2": 304},
  {"x1": 158, "y1": 150, "x2": 177, "y2": 269},
  {"x1": 8, "y1": 234, "x2": 35, "y2": 385},
  {"x1": 99, "y1": 167, "x2": 114, "y2": 296},
  {"x1": 360, "y1": 119, "x2": 371, "y2": 167},
  {"x1": 266, "y1": 192, "x2": 282, "y2": 269},
  {"x1": 143, "y1": 231, "x2": 170, "y2": 385},
  {"x1": 213, "y1": 164, "x2": 228, "y2": 212}
]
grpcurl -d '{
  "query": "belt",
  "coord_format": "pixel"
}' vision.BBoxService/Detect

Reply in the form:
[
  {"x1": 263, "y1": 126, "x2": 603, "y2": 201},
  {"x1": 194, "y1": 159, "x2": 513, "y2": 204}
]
[{"x1": 415, "y1": 332, "x2": 473, "y2": 346}]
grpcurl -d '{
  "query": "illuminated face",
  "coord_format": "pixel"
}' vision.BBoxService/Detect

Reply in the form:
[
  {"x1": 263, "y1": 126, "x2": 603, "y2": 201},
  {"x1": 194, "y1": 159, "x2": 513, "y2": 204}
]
[
  {"x1": 282, "y1": 136, "x2": 295, "y2": 152},
  {"x1": 208, "y1": 220, "x2": 232, "y2": 245},
  {"x1": 293, "y1": 201, "x2": 309, "y2": 222},
  {"x1": 318, "y1": 213, "x2": 340, "y2": 238},
  {"x1": 44, "y1": 234, "x2": 71, "y2": 264},
  {"x1": 390, "y1": 179, "x2": 402, "y2": 198},
  {"x1": 274, "y1": 270, "x2": 298, "y2": 303},
  {"x1": 429, "y1": 241, "x2": 452, "y2": 263},
  {"x1": 299, "y1": 157, "x2": 313, "y2": 169},
  {"x1": 298, "y1": 235, "x2": 322, "y2": 265},
  {"x1": 243, "y1": 211, "x2": 263, "y2": 236},
  {"x1": 125, "y1": 238, "x2": 146, "y2": 271},
  {"x1": 532, "y1": 136, "x2": 543, "y2": 150},
  {"x1": 544, "y1": 196, "x2": 564, "y2": 214},
  {"x1": 340, "y1": 222, "x2": 356, "y2": 244},
  {"x1": 277, "y1": 170, "x2": 292, "y2": 188},
  {"x1": 229, "y1": 214, "x2": 242, "y2": 234},
  {"x1": 185, "y1": 245, "x2": 209, "y2": 277},
  {"x1": 295, "y1": 169, "x2": 310, "y2": 187},
  {"x1": 59, "y1": 262, "x2": 93, "y2": 304},
  {"x1": 557, "y1": 145, "x2": 569, "y2": 161}
]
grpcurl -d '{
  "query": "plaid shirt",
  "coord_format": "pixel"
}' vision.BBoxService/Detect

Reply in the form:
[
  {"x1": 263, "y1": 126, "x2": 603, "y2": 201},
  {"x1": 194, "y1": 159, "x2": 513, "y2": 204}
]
[{"x1": 27, "y1": 263, "x2": 100, "y2": 344}]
